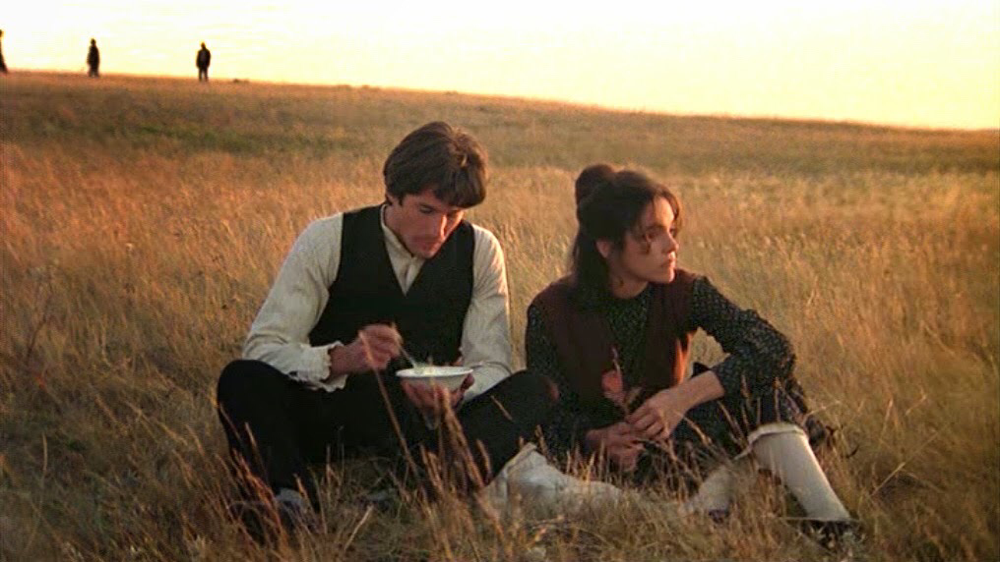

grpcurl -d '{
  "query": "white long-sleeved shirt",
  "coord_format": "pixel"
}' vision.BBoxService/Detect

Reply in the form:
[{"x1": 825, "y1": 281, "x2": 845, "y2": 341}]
[{"x1": 242, "y1": 206, "x2": 513, "y2": 401}]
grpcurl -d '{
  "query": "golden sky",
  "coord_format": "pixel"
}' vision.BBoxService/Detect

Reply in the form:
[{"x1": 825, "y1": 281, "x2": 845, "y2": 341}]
[{"x1": 5, "y1": 0, "x2": 998, "y2": 129}]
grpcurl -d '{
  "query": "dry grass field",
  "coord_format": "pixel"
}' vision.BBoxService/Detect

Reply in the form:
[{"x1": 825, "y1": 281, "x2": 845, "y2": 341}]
[{"x1": 2, "y1": 72, "x2": 998, "y2": 561}]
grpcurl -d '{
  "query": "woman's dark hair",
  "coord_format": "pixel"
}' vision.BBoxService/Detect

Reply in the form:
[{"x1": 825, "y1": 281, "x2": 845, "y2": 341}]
[
  {"x1": 571, "y1": 164, "x2": 683, "y2": 295},
  {"x1": 383, "y1": 121, "x2": 488, "y2": 208}
]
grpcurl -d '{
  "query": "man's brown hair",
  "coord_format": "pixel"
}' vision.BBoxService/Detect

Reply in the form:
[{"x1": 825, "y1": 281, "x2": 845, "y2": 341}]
[{"x1": 383, "y1": 121, "x2": 488, "y2": 208}]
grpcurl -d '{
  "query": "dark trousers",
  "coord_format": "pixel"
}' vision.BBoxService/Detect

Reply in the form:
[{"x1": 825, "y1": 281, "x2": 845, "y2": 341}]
[{"x1": 217, "y1": 359, "x2": 556, "y2": 508}]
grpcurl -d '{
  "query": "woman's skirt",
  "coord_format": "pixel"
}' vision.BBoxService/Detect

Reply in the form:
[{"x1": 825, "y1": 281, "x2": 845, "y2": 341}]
[{"x1": 631, "y1": 368, "x2": 829, "y2": 488}]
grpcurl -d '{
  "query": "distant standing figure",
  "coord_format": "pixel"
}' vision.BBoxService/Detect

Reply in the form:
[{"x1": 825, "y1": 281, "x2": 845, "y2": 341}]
[
  {"x1": 87, "y1": 38, "x2": 100, "y2": 77},
  {"x1": 196, "y1": 42, "x2": 211, "y2": 82},
  {"x1": 0, "y1": 30, "x2": 8, "y2": 74}
]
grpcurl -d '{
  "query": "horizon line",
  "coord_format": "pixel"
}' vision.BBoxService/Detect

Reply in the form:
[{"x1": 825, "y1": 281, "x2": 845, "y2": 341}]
[{"x1": 7, "y1": 68, "x2": 998, "y2": 135}]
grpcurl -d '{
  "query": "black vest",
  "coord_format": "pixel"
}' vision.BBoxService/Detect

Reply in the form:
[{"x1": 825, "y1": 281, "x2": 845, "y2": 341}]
[{"x1": 308, "y1": 205, "x2": 475, "y2": 367}]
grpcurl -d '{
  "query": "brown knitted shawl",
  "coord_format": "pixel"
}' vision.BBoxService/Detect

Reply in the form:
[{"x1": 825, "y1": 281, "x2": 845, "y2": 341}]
[{"x1": 531, "y1": 269, "x2": 698, "y2": 408}]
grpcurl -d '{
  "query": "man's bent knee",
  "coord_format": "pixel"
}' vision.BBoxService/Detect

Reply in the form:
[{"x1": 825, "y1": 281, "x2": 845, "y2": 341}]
[
  {"x1": 510, "y1": 369, "x2": 559, "y2": 405},
  {"x1": 217, "y1": 359, "x2": 287, "y2": 405}
]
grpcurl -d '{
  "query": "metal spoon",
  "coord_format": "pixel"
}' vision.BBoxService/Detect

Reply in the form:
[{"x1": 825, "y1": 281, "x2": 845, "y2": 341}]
[{"x1": 399, "y1": 345, "x2": 422, "y2": 369}]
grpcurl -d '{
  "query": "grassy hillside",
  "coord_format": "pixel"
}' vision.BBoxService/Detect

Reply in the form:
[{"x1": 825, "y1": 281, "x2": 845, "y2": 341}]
[{"x1": 2, "y1": 71, "x2": 998, "y2": 561}]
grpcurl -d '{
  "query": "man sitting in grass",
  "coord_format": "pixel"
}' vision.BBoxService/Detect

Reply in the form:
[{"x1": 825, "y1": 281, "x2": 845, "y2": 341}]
[{"x1": 216, "y1": 121, "x2": 557, "y2": 539}]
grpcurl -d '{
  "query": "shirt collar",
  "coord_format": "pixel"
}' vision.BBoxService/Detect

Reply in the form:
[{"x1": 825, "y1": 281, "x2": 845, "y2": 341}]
[{"x1": 379, "y1": 203, "x2": 422, "y2": 262}]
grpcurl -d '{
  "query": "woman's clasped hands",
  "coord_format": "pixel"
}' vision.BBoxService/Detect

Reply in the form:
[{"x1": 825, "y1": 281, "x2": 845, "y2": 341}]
[{"x1": 587, "y1": 387, "x2": 692, "y2": 471}]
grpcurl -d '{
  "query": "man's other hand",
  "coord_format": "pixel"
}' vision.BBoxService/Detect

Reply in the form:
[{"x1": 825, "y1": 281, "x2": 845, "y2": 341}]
[{"x1": 401, "y1": 374, "x2": 473, "y2": 418}]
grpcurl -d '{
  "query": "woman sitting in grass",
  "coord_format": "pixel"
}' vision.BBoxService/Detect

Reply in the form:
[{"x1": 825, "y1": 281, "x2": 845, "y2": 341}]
[{"x1": 526, "y1": 164, "x2": 859, "y2": 547}]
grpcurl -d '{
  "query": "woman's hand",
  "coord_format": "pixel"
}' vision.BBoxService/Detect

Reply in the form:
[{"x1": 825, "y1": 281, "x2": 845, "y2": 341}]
[
  {"x1": 585, "y1": 422, "x2": 644, "y2": 472},
  {"x1": 626, "y1": 388, "x2": 691, "y2": 442}
]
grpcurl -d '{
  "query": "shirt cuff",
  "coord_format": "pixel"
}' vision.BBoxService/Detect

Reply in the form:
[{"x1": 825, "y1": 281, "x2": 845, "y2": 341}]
[{"x1": 297, "y1": 342, "x2": 348, "y2": 392}]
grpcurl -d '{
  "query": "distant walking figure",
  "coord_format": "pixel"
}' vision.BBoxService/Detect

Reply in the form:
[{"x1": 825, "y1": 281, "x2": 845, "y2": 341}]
[
  {"x1": 0, "y1": 30, "x2": 8, "y2": 74},
  {"x1": 87, "y1": 38, "x2": 100, "y2": 77},
  {"x1": 196, "y1": 42, "x2": 211, "y2": 82}
]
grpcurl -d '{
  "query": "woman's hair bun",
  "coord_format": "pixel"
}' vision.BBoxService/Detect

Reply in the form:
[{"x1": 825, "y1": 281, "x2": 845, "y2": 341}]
[{"x1": 574, "y1": 163, "x2": 616, "y2": 206}]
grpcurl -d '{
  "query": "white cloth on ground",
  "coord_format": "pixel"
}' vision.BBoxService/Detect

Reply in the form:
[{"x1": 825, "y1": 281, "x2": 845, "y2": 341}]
[{"x1": 480, "y1": 444, "x2": 625, "y2": 515}]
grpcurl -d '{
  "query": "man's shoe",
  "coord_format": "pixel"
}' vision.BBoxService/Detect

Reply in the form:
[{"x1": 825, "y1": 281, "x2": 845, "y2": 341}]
[
  {"x1": 229, "y1": 491, "x2": 319, "y2": 543},
  {"x1": 275, "y1": 489, "x2": 320, "y2": 535},
  {"x1": 363, "y1": 487, "x2": 399, "y2": 511},
  {"x1": 800, "y1": 518, "x2": 865, "y2": 552}
]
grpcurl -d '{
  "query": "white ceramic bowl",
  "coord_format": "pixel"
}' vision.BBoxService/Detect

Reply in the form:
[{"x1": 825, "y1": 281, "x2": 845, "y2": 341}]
[{"x1": 396, "y1": 366, "x2": 472, "y2": 391}]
